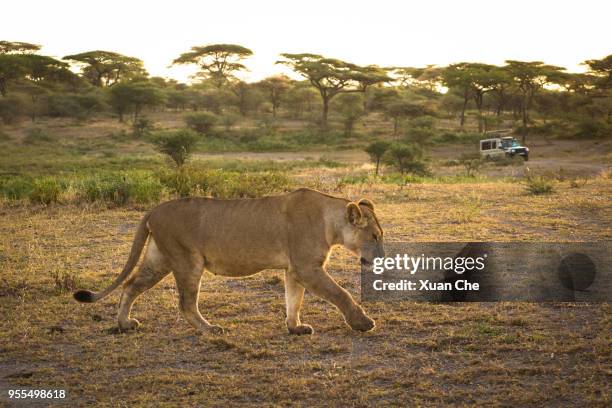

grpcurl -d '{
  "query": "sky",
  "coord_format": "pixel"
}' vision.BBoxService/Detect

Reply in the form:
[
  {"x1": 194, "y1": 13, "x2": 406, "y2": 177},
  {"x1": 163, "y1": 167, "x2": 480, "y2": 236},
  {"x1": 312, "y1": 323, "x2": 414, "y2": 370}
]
[{"x1": 2, "y1": 0, "x2": 611, "y2": 83}]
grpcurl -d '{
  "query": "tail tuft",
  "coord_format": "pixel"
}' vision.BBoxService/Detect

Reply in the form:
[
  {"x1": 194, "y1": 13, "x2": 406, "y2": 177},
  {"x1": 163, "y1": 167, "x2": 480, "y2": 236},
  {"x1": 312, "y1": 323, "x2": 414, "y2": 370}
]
[{"x1": 73, "y1": 290, "x2": 95, "y2": 303}]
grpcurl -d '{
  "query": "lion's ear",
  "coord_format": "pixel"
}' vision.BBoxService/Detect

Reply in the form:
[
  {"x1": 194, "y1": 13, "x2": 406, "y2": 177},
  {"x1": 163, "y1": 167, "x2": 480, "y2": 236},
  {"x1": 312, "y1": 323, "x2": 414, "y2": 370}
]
[
  {"x1": 358, "y1": 198, "x2": 375, "y2": 211},
  {"x1": 346, "y1": 202, "x2": 363, "y2": 226}
]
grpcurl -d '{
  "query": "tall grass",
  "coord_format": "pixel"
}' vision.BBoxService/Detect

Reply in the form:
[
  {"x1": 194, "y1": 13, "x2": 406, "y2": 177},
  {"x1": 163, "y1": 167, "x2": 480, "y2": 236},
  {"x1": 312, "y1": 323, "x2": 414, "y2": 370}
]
[{"x1": 1, "y1": 168, "x2": 291, "y2": 205}]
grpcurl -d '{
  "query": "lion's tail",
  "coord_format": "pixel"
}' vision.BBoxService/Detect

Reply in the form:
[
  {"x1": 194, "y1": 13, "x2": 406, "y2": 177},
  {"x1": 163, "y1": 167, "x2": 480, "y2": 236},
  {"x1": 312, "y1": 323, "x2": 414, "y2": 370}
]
[{"x1": 73, "y1": 212, "x2": 151, "y2": 303}]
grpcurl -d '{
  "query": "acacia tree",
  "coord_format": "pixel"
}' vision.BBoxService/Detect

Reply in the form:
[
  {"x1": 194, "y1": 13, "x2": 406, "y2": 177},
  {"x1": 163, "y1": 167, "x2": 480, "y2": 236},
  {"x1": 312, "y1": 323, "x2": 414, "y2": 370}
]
[
  {"x1": 173, "y1": 44, "x2": 253, "y2": 88},
  {"x1": 389, "y1": 65, "x2": 442, "y2": 91},
  {"x1": 442, "y1": 64, "x2": 473, "y2": 129},
  {"x1": 382, "y1": 99, "x2": 429, "y2": 136},
  {"x1": 584, "y1": 54, "x2": 612, "y2": 90},
  {"x1": 0, "y1": 41, "x2": 40, "y2": 54},
  {"x1": 63, "y1": 51, "x2": 147, "y2": 87},
  {"x1": 352, "y1": 65, "x2": 391, "y2": 110},
  {"x1": 488, "y1": 67, "x2": 514, "y2": 116},
  {"x1": 504, "y1": 60, "x2": 564, "y2": 141},
  {"x1": 277, "y1": 53, "x2": 383, "y2": 127},
  {"x1": 466, "y1": 63, "x2": 497, "y2": 132},
  {"x1": 257, "y1": 75, "x2": 291, "y2": 117},
  {"x1": 582, "y1": 55, "x2": 612, "y2": 122},
  {"x1": 0, "y1": 41, "x2": 41, "y2": 96},
  {"x1": 108, "y1": 82, "x2": 165, "y2": 122},
  {"x1": 19, "y1": 55, "x2": 74, "y2": 122}
]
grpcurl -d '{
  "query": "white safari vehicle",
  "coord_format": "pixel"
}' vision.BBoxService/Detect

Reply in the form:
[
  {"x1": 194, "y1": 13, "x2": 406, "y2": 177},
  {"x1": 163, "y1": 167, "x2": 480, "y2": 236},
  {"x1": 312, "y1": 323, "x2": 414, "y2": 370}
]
[{"x1": 479, "y1": 135, "x2": 529, "y2": 161}]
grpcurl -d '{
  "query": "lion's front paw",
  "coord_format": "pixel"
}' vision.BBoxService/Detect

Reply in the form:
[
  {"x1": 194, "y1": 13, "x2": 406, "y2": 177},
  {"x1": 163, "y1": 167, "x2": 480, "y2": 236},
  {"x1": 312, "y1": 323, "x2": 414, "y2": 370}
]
[
  {"x1": 118, "y1": 318, "x2": 140, "y2": 332},
  {"x1": 347, "y1": 312, "x2": 376, "y2": 332},
  {"x1": 288, "y1": 324, "x2": 314, "y2": 335}
]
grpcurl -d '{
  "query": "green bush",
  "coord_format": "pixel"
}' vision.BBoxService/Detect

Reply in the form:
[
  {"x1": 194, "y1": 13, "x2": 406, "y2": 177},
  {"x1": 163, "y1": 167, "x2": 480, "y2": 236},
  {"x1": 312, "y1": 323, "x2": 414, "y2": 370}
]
[
  {"x1": 385, "y1": 143, "x2": 430, "y2": 176},
  {"x1": 158, "y1": 168, "x2": 291, "y2": 198},
  {"x1": 46, "y1": 92, "x2": 106, "y2": 120},
  {"x1": 0, "y1": 177, "x2": 33, "y2": 200},
  {"x1": 77, "y1": 173, "x2": 163, "y2": 205},
  {"x1": 573, "y1": 120, "x2": 611, "y2": 139},
  {"x1": 30, "y1": 177, "x2": 63, "y2": 204},
  {"x1": 132, "y1": 117, "x2": 154, "y2": 138},
  {"x1": 184, "y1": 111, "x2": 218, "y2": 135},
  {"x1": 150, "y1": 129, "x2": 199, "y2": 167}
]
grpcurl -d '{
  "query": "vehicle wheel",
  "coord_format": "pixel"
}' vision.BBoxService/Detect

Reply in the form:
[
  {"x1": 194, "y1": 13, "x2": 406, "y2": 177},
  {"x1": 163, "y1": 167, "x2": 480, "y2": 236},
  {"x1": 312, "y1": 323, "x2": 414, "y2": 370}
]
[{"x1": 523, "y1": 154, "x2": 529, "y2": 162}]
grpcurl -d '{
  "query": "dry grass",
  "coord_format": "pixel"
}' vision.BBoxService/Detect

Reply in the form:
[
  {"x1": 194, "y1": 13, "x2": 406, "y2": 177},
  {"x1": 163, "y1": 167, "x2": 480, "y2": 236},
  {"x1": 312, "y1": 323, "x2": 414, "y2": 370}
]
[{"x1": 1, "y1": 179, "x2": 610, "y2": 406}]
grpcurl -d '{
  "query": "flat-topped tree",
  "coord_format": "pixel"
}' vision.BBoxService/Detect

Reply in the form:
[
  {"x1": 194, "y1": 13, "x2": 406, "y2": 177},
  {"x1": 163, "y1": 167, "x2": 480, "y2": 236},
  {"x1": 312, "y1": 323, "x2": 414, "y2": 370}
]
[
  {"x1": 504, "y1": 60, "x2": 565, "y2": 141},
  {"x1": 442, "y1": 63, "x2": 476, "y2": 129},
  {"x1": 278, "y1": 53, "x2": 381, "y2": 127},
  {"x1": 0, "y1": 41, "x2": 75, "y2": 97},
  {"x1": 443, "y1": 63, "x2": 509, "y2": 131},
  {"x1": 465, "y1": 63, "x2": 497, "y2": 133},
  {"x1": 173, "y1": 44, "x2": 253, "y2": 88},
  {"x1": 351, "y1": 65, "x2": 391, "y2": 110},
  {"x1": 0, "y1": 41, "x2": 41, "y2": 54},
  {"x1": 13, "y1": 54, "x2": 75, "y2": 121},
  {"x1": 0, "y1": 41, "x2": 42, "y2": 96},
  {"x1": 583, "y1": 54, "x2": 612, "y2": 91},
  {"x1": 63, "y1": 50, "x2": 147, "y2": 87},
  {"x1": 388, "y1": 65, "x2": 442, "y2": 92}
]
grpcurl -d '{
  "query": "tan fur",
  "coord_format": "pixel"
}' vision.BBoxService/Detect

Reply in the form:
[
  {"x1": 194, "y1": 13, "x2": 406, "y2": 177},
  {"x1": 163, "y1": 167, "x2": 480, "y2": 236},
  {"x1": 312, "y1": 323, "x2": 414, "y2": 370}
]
[{"x1": 74, "y1": 188, "x2": 384, "y2": 335}]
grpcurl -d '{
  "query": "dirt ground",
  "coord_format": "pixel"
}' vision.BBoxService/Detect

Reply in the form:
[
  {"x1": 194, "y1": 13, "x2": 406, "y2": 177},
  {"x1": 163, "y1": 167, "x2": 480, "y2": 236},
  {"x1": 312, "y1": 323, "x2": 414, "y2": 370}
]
[{"x1": 1, "y1": 179, "x2": 610, "y2": 407}]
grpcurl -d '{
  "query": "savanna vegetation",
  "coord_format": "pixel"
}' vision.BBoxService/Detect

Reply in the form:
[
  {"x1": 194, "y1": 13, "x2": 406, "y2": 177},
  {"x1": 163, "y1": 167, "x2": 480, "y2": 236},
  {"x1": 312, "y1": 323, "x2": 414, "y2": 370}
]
[{"x1": 0, "y1": 40, "x2": 610, "y2": 406}]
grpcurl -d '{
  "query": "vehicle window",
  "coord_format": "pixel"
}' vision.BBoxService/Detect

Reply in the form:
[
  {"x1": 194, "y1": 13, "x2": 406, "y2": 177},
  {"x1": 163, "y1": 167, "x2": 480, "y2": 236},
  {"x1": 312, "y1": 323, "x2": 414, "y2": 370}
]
[
  {"x1": 491, "y1": 141, "x2": 497, "y2": 149},
  {"x1": 482, "y1": 141, "x2": 491, "y2": 150}
]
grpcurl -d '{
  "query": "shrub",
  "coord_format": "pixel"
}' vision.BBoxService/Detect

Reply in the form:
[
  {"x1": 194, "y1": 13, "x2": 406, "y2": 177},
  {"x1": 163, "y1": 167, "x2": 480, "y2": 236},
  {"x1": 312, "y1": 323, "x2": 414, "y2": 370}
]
[
  {"x1": 30, "y1": 177, "x2": 63, "y2": 204},
  {"x1": 132, "y1": 117, "x2": 154, "y2": 138},
  {"x1": 129, "y1": 174, "x2": 164, "y2": 204},
  {"x1": 150, "y1": 129, "x2": 199, "y2": 167},
  {"x1": 77, "y1": 173, "x2": 163, "y2": 206},
  {"x1": 573, "y1": 120, "x2": 611, "y2": 139},
  {"x1": 365, "y1": 140, "x2": 390, "y2": 176},
  {"x1": 525, "y1": 174, "x2": 555, "y2": 195},
  {"x1": 184, "y1": 112, "x2": 218, "y2": 135},
  {"x1": 385, "y1": 143, "x2": 429, "y2": 176},
  {"x1": 0, "y1": 177, "x2": 33, "y2": 200},
  {"x1": 47, "y1": 92, "x2": 106, "y2": 120},
  {"x1": 220, "y1": 113, "x2": 240, "y2": 131},
  {"x1": 158, "y1": 168, "x2": 291, "y2": 198},
  {"x1": 458, "y1": 152, "x2": 483, "y2": 176}
]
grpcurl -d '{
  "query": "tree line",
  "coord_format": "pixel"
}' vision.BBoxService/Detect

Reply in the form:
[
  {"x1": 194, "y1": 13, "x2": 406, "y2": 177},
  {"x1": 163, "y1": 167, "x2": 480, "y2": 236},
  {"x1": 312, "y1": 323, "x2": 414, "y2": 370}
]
[{"x1": 1, "y1": 40, "x2": 610, "y2": 141}]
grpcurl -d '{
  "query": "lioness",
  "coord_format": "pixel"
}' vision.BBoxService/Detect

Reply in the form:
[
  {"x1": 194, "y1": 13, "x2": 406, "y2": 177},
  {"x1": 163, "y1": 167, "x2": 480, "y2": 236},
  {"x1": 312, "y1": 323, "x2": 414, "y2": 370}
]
[{"x1": 74, "y1": 188, "x2": 384, "y2": 335}]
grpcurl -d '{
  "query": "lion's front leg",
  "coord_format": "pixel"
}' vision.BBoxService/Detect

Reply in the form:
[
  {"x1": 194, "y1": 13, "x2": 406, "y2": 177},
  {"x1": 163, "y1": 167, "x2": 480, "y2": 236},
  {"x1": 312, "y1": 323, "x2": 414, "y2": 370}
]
[
  {"x1": 294, "y1": 264, "x2": 375, "y2": 332},
  {"x1": 284, "y1": 270, "x2": 313, "y2": 335}
]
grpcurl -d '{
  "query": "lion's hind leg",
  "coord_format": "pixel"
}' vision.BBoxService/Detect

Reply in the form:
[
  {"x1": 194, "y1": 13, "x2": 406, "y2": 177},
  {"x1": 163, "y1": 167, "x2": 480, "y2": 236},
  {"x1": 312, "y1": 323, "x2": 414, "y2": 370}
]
[
  {"x1": 117, "y1": 238, "x2": 170, "y2": 331},
  {"x1": 170, "y1": 251, "x2": 224, "y2": 335}
]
